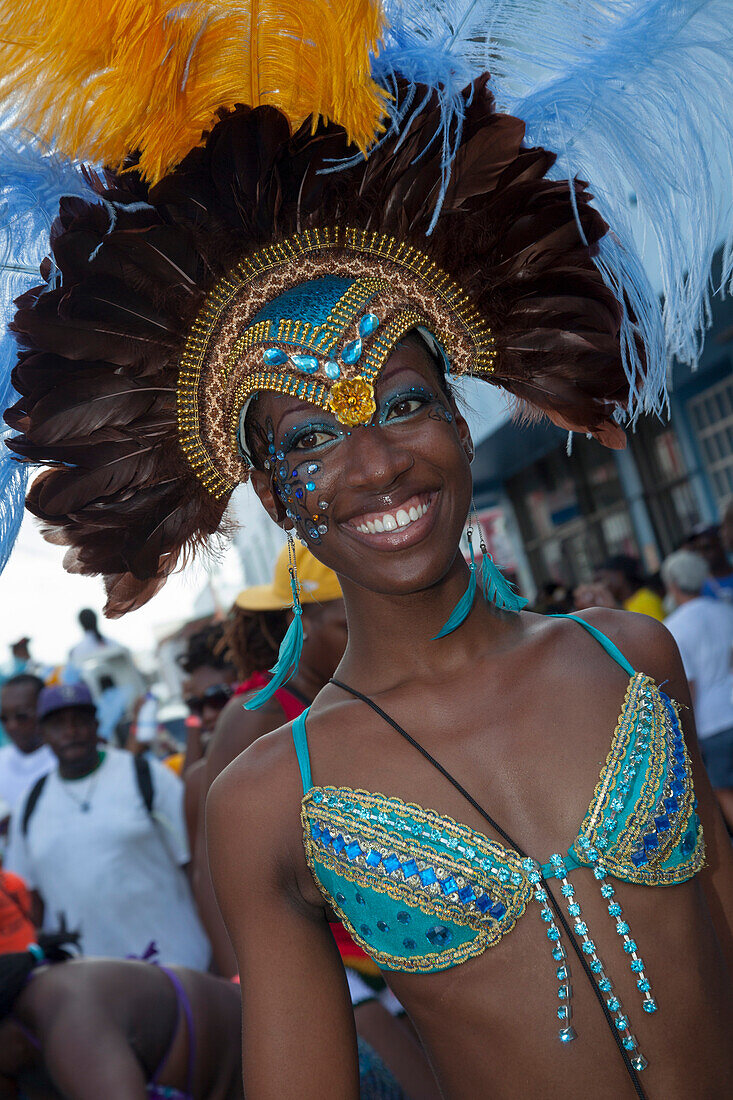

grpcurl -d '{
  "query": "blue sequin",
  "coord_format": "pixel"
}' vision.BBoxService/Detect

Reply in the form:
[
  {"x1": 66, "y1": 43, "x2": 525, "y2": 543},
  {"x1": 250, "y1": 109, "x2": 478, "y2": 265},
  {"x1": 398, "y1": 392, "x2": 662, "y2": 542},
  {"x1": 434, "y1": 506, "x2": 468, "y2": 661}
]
[
  {"x1": 263, "y1": 347, "x2": 288, "y2": 365},
  {"x1": 341, "y1": 338, "x2": 363, "y2": 364},
  {"x1": 426, "y1": 925, "x2": 453, "y2": 948},
  {"x1": 359, "y1": 313, "x2": 380, "y2": 337}
]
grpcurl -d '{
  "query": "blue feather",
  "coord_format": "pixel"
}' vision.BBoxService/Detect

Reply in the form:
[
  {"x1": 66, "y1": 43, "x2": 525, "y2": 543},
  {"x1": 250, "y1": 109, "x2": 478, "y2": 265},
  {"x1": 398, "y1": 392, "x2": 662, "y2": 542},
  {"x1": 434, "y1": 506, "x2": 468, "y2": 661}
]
[
  {"x1": 0, "y1": 127, "x2": 97, "y2": 571},
  {"x1": 377, "y1": 0, "x2": 733, "y2": 415},
  {"x1": 432, "y1": 537, "x2": 477, "y2": 639},
  {"x1": 243, "y1": 567, "x2": 304, "y2": 709},
  {"x1": 480, "y1": 551, "x2": 527, "y2": 615}
]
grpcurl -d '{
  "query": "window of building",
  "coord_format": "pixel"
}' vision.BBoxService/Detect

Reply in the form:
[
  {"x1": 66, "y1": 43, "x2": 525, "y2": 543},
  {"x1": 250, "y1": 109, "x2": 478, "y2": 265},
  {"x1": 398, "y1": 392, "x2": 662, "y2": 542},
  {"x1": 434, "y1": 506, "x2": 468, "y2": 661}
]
[{"x1": 687, "y1": 370, "x2": 733, "y2": 509}]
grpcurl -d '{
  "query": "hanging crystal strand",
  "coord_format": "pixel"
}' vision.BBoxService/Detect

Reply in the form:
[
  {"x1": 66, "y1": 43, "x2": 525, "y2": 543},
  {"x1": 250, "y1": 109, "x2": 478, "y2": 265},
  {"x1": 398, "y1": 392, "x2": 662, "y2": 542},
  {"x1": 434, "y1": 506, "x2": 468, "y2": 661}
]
[
  {"x1": 548, "y1": 853, "x2": 648, "y2": 1071},
  {"x1": 576, "y1": 836, "x2": 657, "y2": 1023},
  {"x1": 521, "y1": 858, "x2": 576, "y2": 1042}
]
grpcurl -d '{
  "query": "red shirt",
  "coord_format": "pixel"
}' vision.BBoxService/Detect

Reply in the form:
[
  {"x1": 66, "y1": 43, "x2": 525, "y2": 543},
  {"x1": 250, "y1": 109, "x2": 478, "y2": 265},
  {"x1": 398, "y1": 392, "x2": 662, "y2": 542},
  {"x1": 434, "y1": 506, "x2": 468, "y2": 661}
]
[{"x1": 0, "y1": 870, "x2": 36, "y2": 953}]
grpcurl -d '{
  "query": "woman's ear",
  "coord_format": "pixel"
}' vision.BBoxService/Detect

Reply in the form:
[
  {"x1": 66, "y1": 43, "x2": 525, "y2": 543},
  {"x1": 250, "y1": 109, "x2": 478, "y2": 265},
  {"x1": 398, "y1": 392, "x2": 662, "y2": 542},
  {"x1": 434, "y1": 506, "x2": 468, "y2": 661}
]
[
  {"x1": 249, "y1": 470, "x2": 293, "y2": 529},
  {"x1": 450, "y1": 399, "x2": 475, "y2": 463}
]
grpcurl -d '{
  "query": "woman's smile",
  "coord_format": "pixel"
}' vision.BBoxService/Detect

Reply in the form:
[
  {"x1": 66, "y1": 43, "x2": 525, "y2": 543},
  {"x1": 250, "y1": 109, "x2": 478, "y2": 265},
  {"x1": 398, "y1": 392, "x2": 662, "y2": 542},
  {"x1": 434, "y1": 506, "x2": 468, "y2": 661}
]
[{"x1": 342, "y1": 490, "x2": 439, "y2": 550}]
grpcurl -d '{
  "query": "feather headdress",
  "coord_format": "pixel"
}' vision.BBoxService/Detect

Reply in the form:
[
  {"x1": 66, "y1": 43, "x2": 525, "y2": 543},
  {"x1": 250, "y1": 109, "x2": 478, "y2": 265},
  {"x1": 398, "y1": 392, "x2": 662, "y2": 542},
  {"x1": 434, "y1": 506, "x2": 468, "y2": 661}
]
[{"x1": 1, "y1": 0, "x2": 732, "y2": 613}]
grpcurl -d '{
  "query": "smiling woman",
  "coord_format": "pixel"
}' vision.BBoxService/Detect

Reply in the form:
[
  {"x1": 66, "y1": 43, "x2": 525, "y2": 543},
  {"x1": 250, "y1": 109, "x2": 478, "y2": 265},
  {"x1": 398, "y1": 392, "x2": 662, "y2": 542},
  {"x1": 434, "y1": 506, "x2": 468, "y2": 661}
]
[{"x1": 1, "y1": 1, "x2": 733, "y2": 1098}]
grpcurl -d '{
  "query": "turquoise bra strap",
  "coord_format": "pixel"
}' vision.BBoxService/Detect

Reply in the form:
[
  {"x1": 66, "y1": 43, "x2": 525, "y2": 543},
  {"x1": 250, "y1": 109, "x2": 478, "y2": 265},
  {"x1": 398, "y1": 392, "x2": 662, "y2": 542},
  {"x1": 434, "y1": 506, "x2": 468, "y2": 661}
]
[
  {"x1": 552, "y1": 613, "x2": 636, "y2": 677},
  {"x1": 291, "y1": 708, "x2": 313, "y2": 794}
]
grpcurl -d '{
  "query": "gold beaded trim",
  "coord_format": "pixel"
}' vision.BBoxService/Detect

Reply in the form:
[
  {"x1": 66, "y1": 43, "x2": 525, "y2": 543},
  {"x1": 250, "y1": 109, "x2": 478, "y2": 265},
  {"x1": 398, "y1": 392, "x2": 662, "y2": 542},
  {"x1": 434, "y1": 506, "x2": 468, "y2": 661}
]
[{"x1": 177, "y1": 226, "x2": 497, "y2": 498}]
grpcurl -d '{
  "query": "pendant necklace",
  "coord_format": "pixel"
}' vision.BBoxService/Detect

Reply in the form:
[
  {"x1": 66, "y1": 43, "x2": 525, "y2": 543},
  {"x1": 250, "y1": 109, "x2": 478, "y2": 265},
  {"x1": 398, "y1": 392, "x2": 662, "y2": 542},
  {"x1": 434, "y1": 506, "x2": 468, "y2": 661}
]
[{"x1": 60, "y1": 752, "x2": 105, "y2": 812}]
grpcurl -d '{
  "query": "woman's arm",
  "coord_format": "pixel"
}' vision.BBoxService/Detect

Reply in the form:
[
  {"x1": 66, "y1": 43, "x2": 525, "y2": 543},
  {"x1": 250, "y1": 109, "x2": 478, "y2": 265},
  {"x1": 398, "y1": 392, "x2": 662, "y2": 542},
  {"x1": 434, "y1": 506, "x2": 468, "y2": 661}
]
[{"x1": 207, "y1": 734, "x2": 360, "y2": 1100}]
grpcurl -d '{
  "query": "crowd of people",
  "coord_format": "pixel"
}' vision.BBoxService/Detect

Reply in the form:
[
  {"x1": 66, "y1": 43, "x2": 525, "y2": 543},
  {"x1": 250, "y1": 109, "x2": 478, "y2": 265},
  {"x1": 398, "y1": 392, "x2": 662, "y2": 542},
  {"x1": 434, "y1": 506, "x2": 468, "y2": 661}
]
[{"x1": 0, "y1": 549, "x2": 442, "y2": 1099}]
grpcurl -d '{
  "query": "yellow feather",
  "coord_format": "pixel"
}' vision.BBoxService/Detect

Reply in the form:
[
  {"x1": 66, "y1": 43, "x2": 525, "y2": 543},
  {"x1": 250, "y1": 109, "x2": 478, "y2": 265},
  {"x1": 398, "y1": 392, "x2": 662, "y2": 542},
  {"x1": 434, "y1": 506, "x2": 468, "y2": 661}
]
[{"x1": 0, "y1": 0, "x2": 387, "y2": 182}]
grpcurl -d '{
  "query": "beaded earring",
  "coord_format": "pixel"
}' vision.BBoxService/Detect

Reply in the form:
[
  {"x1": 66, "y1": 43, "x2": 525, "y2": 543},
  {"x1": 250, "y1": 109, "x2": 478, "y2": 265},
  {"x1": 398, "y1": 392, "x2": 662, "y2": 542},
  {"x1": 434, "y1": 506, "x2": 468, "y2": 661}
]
[
  {"x1": 432, "y1": 520, "x2": 478, "y2": 639},
  {"x1": 244, "y1": 532, "x2": 304, "y2": 710},
  {"x1": 478, "y1": 524, "x2": 527, "y2": 614},
  {"x1": 433, "y1": 507, "x2": 527, "y2": 638}
]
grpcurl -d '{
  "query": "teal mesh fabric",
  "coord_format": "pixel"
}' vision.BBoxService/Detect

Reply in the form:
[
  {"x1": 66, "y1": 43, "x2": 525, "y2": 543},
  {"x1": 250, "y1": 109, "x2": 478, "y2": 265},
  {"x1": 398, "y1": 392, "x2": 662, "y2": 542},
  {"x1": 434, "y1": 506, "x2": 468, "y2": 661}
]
[{"x1": 249, "y1": 276, "x2": 354, "y2": 327}]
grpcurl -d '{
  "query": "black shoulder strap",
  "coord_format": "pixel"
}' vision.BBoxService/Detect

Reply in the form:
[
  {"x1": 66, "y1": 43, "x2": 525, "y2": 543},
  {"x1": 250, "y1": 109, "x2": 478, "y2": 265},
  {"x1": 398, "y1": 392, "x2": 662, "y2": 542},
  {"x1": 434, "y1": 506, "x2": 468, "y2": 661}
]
[
  {"x1": 133, "y1": 754, "x2": 155, "y2": 816},
  {"x1": 21, "y1": 774, "x2": 48, "y2": 837}
]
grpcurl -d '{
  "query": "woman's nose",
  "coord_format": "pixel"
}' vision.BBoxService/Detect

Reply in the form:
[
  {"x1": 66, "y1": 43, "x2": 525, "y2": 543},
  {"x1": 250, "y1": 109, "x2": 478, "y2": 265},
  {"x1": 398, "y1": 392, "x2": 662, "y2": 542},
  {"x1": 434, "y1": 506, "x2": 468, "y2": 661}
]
[{"x1": 340, "y1": 423, "x2": 414, "y2": 490}]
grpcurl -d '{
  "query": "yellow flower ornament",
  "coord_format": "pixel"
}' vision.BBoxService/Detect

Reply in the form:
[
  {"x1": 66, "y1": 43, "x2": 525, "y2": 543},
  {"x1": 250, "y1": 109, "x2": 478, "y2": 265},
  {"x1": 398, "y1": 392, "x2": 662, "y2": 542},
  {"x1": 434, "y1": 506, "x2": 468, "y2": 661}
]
[{"x1": 328, "y1": 377, "x2": 377, "y2": 427}]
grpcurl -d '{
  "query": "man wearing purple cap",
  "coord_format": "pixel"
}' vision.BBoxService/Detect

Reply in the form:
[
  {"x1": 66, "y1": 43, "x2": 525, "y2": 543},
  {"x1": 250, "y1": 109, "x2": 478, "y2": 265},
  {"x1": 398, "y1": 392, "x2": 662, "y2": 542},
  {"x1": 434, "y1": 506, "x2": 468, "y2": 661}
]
[{"x1": 5, "y1": 683, "x2": 210, "y2": 968}]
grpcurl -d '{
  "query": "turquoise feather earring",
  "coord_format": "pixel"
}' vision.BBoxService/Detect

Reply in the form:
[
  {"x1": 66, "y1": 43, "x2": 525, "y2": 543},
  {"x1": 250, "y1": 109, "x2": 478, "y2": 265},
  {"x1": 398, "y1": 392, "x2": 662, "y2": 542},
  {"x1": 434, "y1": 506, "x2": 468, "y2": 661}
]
[
  {"x1": 244, "y1": 532, "x2": 304, "y2": 710},
  {"x1": 433, "y1": 507, "x2": 527, "y2": 638}
]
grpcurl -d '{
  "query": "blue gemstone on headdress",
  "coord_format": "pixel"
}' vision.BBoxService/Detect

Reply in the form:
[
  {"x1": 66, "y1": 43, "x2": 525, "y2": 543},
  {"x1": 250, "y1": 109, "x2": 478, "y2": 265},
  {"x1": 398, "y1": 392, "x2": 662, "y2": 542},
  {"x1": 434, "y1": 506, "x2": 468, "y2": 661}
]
[
  {"x1": 324, "y1": 361, "x2": 341, "y2": 380},
  {"x1": 290, "y1": 354, "x2": 319, "y2": 373},
  {"x1": 426, "y1": 925, "x2": 453, "y2": 948},
  {"x1": 359, "y1": 313, "x2": 380, "y2": 337},
  {"x1": 341, "y1": 338, "x2": 363, "y2": 364},
  {"x1": 263, "y1": 347, "x2": 288, "y2": 365}
]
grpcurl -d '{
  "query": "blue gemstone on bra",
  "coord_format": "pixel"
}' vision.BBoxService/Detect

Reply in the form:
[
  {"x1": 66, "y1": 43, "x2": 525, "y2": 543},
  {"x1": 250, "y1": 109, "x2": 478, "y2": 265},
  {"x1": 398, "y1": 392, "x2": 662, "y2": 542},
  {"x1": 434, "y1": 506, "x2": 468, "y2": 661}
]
[
  {"x1": 377, "y1": 921, "x2": 389, "y2": 933},
  {"x1": 402, "y1": 859, "x2": 419, "y2": 879},
  {"x1": 345, "y1": 841, "x2": 362, "y2": 860},
  {"x1": 336, "y1": 892, "x2": 345, "y2": 903},
  {"x1": 403, "y1": 937, "x2": 416, "y2": 949},
  {"x1": 331, "y1": 834, "x2": 346, "y2": 855},
  {"x1": 630, "y1": 848, "x2": 648, "y2": 867},
  {"x1": 672, "y1": 763, "x2": 686, "y2": 779},
  {"x1": 654, "y1": 814, "x2": 670, "y2": 833},
  {"x1": 681, "y1": 831, "x2": 696, "y2": 855},
  {"x1": 664, "y1": 795, "x2": 679, "y2": 813},
  {"x1": 671, "y1": 779, "x2": 685, "y2": 795},
  {"x1": 419, "y1": 867, "x2": 437, "y2": 887},
  {"x1": 458, "y1": 885, "x2": 476, "y2": 904},
  {"x1": 440, "y1": 876, "x2": 458, "y2": 895},
  {"x1": 263, "y1": 347, "x2": 288, "y2": 365},
  {"x1": 359, "y1": 313, "x2": 380, "y2": 337},
  {"x1": 475, "y1": 894, "x2": 491, "y2": 913},
  {"x1": 489, "y1": 901, "x2": 507, "y2": 919},
  {"x1": 340, "y1": 338, "x2": 363, "y2": 364},
  {"x1": 642, "y1": 833, "x2": 659, "y2": 850},
  {"x1": 365, "y1": 850, "x2": 382, "y2": 868},
  {"x1": 355, "y1": 892, "x2": 365, "y2": 905},
  {"x1": 426, "y1": 925, "x2": 453, "y2": 948},
  {"x1": 320, "y1": 828, "x2": 333, "y2": 847},
  {"x1": 396, "y1": 911, "x2": 410, "y2": 924},
  {"x1": 310, "y1": 822, "x2": 321, "y2": 840},
  {"x1": 383, "y1": 854, "x2": 401, "y2": 874},
  {"x1": 290, "y1": 354, "x2": 319, "y2": 373},
  {"x1": 324, "y1": 361, "x2": 341, "y2": 380}
]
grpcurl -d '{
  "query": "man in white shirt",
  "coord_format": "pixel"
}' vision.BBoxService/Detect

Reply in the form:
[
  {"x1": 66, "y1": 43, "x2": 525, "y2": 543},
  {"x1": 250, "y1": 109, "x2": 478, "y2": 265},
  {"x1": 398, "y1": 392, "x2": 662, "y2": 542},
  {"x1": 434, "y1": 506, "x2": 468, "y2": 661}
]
[
  {"x1": 5, "y1": 682, "x2": 210, "y2": 968},
  {"x1": 0, "y1": 675, "x2": 55, "y2": 814},
  {"x1": 662, "y1": 549, "x2": 733, "y2": 831}
]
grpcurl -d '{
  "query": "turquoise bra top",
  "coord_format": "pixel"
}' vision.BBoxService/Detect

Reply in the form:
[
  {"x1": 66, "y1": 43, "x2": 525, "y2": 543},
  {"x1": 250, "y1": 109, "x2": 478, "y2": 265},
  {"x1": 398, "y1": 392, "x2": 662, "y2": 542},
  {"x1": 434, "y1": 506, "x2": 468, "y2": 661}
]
[{"x1": 294, "y1": 616, "x2": 704, "y2": 975}]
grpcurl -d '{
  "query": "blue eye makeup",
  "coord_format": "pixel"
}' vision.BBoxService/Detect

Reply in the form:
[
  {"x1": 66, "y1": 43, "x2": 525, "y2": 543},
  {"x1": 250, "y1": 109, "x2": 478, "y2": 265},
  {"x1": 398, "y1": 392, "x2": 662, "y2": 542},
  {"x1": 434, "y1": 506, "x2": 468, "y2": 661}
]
[{"x1": 378, "y1": 386, "x2": 437, "y2": 425}]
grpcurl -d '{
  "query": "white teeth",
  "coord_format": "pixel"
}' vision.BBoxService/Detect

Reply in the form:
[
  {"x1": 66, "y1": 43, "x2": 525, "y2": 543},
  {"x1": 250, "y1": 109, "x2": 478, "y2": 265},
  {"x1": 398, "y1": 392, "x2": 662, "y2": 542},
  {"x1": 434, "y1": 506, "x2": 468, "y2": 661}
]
[
  {"x1": 373, "y1": 517, "x2": 385, "y2": 532},
  {"x1": 352, "y1": 496, "x2": 432, "y2": 535},
  {"x1": 408, "y1": 506, "x2": 419, "y2": 521},
  {"x1": 382, "y1": 513, "x2": 397, "y2": 531},
  {"x1": 396, "y1": 509, "x2": 410, "y2": 527},
  {"x1": 366, "y1": 520, "x2": 376, "y2": 534}
]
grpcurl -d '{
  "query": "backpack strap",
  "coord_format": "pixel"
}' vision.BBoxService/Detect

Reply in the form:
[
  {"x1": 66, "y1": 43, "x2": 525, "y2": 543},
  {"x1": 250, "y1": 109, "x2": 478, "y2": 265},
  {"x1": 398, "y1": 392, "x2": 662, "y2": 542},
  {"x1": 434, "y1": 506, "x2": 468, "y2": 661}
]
[
  {"x1": 133, "y1": 754, "x2": 155, "y2": 816},
  {"x1": 21, "y1": 775, "x2": 48, "y2": 837}
]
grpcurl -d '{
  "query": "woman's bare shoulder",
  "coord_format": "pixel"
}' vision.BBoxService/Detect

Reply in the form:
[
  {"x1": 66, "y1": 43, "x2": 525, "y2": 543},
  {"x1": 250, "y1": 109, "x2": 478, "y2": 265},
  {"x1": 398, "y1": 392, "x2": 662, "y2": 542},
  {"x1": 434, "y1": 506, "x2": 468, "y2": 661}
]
[
  {"x1": 207, "y1": 719, "x2": 304, "y2": 831},
  {"x1": 570, "y1": 606, "x2": 681, "y2": 684}
]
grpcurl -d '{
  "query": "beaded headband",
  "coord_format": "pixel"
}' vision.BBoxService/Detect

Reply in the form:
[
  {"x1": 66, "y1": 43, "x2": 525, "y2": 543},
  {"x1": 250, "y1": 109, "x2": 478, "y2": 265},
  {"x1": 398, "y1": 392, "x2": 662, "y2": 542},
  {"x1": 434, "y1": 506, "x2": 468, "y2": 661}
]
[{"x1": 176, "y1": 226, "x2": 497, "y2": 499}]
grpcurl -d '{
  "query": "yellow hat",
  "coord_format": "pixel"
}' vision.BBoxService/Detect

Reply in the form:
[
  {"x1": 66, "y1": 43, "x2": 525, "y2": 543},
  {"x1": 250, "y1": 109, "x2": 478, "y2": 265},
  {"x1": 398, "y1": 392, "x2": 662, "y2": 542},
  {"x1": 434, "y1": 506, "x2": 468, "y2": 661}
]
[{"x1": 235, "y1": 544, "x2": 342, "y2": 611}]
